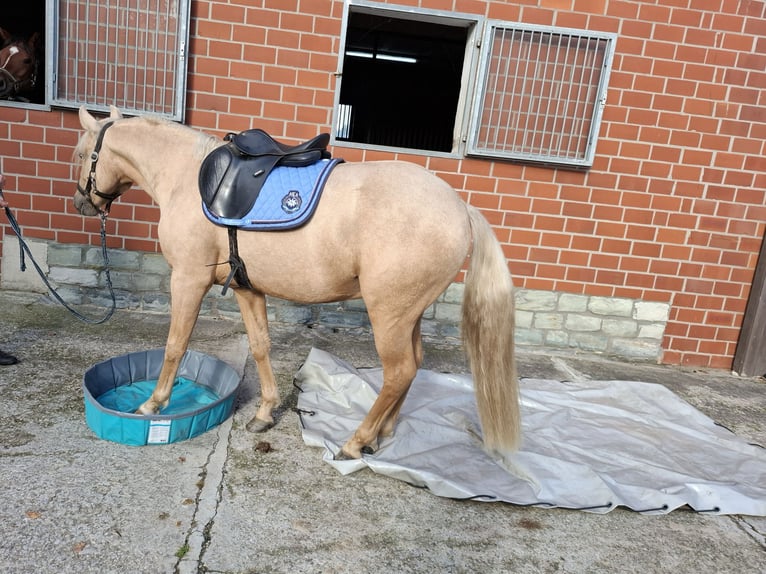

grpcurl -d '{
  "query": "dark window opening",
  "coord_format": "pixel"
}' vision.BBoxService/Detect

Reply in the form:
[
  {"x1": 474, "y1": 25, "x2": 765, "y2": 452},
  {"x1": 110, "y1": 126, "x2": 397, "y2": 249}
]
[
  {"x1": 337, "y1": 11, "x2": 469, "y2": 153},
  {"x1": 2, "y1": 3, "x2": 46, "y2": 105}
]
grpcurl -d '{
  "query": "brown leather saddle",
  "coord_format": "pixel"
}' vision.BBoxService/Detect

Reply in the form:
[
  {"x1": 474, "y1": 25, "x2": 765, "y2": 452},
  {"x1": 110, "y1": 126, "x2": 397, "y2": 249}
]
[{"x1": 199, "y1": 129, "x2": 331, "y2": 220}]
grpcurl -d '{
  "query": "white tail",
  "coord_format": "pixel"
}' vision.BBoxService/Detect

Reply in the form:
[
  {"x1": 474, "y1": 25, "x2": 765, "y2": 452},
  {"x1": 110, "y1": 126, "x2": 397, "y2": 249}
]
[{"x1": 462, "y1": 205, "x2": 521, "y2": 451}]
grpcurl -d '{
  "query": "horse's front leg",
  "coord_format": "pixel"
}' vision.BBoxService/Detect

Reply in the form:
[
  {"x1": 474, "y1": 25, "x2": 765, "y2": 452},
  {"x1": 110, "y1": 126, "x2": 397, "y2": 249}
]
[
  {"x1": 137, "y1": 275, "x2": 209, "y2": 414},
  {"x1": 233, "y1": 288, "x2": 280, "y2": 432}
]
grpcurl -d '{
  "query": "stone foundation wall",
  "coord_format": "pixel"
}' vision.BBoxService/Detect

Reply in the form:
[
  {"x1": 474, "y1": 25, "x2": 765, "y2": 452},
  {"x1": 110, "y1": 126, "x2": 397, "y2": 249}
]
[{"x1": 1, "y1": 237, "x2": 670, "y2": 362}]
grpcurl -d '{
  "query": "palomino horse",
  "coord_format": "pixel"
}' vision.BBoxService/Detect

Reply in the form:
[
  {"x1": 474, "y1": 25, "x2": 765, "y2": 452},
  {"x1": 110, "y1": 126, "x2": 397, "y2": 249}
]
[
  {"x1": 0, "y1": 28, "x2": 40, "y2": 100},
  {"x1": 73, "y1": 106, "x2": 520, "y2": 459}
]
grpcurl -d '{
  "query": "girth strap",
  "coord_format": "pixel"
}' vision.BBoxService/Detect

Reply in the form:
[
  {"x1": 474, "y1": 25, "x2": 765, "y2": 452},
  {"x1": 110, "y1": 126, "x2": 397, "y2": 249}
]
[{"x1": 221, "y1": 227, "x2": 253, "y2": 295}]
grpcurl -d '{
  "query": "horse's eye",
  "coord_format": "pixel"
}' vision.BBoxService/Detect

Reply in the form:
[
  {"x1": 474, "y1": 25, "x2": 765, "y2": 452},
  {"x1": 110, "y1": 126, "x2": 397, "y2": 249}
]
[
  {"x1": 23, "y1": 58, "x2": 31, "y2": 64},
  {"x1": 78, "y1": 153, "x2": 84, "y2": 159}
]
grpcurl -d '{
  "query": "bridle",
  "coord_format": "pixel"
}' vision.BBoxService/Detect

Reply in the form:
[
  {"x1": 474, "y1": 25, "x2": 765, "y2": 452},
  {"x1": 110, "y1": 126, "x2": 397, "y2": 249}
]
[
  {"x1": 0, "y1": 43, "x2": 38, "y2": 98},
  {"x1": 76, "y1": 120, "x2": 122, "y2": 213}
]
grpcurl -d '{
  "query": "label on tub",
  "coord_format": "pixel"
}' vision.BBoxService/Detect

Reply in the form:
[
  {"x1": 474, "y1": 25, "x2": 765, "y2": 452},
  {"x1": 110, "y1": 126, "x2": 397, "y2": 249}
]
[{"x1": 148, "y1": 420, "x2": 172, "y2": 444}]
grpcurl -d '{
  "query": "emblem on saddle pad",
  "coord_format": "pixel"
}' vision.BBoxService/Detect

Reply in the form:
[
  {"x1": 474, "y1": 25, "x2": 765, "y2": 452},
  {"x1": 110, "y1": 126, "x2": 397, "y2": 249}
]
[{"x1": 281, "y1": 190, "x2": 302, "y2": 214}]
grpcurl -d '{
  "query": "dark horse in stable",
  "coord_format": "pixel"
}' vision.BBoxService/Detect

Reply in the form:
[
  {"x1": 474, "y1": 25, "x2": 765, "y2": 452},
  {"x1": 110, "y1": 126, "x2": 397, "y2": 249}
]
[
  {"x1": 72, "y1": 106, "x2": 521, "y2": 459},
  {"x1": 0, "y1": 27, "x2": 40, "y2": 100}
]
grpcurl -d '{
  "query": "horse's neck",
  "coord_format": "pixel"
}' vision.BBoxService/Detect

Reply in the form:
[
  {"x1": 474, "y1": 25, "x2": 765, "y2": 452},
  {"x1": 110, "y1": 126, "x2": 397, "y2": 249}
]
[{"x1": 111, "y1": 119, "x2": 206, "y2": 205}]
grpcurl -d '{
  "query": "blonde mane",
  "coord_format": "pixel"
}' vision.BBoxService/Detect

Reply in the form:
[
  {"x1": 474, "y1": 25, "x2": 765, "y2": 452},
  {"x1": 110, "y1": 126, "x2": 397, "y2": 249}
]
[{"x1": 74, "y1": 113, "x2": 222, "y2": 162}]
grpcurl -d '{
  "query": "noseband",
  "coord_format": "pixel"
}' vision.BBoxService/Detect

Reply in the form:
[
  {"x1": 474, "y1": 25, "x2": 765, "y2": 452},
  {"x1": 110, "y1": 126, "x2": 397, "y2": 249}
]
[{"x1": 76, "y1": 120, "x2": 122, "y2": 212}]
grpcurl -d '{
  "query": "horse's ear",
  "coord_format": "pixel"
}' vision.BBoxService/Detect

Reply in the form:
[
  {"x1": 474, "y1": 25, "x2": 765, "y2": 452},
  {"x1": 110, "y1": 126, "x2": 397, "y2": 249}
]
[
  {"x1": 28, "y1": 32, "x2": 41, "y2": 51},
  {"x1": 0, "y1": 28, "x2": 10, "y2": 45},
  {"x1": 109, "y1": 105, "x2": 123, "y2": 120},
  {"x1": 79, "y1": 106, "x2": 101, "y2": 132}
]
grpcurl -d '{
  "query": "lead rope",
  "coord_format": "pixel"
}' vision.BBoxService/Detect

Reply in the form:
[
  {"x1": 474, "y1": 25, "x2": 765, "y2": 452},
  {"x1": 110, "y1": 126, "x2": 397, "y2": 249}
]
[{"x1": 1, "y1": 188, "x2": 116, "y2": 324}]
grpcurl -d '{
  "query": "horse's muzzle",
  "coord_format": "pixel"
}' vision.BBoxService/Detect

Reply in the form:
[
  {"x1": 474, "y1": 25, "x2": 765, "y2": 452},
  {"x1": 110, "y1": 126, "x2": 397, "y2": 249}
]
[{"x1": 73, "y1": 190, "x2": 99, "y2": 216}]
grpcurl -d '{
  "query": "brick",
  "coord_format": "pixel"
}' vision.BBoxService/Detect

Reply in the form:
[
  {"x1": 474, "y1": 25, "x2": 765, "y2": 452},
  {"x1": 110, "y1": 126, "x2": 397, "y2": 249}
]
[
  {"x1": 513, "y1": 309, "x2": 533, "y2": 329},
  {"x1": 589, "y1": 296, "x2": 634, "y2": 317},
  {"x1": 638, "y1": 323, "x2": 665, "y2": 339},
  {"x1": 85, "y1": 247, "x2": 139, "y2": 270},
  {"x1": 611, "y1": 338, "x2": 661, "y2": 359},
  {"x1": 534, "y1": 312, "x2": 564, "y2": 329},
  {"x1": 569, "y1": 332, "x2": 609, "y2": 352},
  {"x1": 634, "y1": 301, "x2": 670, "y2": 321},
  {"x1": 564, "y1": 312, "x2": 602, "y2": 331},
  {"x1": 515, "y1": 289, "x2": 557, "y2": 311},
  {"x1": 49, "y1": 266, "x2": 99, "y2": 287},
  {"x1": 515, "y1": 328, "x2": 545, "y2": 346},
  {"x1": 602, "y1": 318, "x2": 638, "y2": 337}
]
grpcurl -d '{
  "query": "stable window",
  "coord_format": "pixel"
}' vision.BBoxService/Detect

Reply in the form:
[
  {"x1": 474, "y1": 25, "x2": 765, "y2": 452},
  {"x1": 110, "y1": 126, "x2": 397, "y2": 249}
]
[
  {"x1": 467, "y1": 22, "x2": 616, "y2": 167},
  {"x1": 335, "y1": 3, "x2": 616, "y2": 168},
  {"x1": 1, "y1": 0, "x2": 190, "y2": 120},
  {"x1": 1, "y1": 3, "x2": 46, "y2": 106},
  {"x1": 334, "y1": 5, "x2": 476, "y2": 153},
  {"x1": 52, "y1": 0, "x2": 191, "y2": 121}
]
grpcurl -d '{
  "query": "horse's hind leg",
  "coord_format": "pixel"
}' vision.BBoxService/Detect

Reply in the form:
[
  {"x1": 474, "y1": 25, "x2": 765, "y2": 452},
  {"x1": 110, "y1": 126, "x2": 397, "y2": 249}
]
[
  {"x1": 137, "y1": 274, "x2": 209, "y2": 414},
  {"x1": 380, "y1": 317, "x2": 423, "y2": 438},
  {"x1": 233, "y1": 288, "x2": 280, "y2": 432},
  {"x1": 340, "y1": 317, "x2": 420, "y2": 459}
]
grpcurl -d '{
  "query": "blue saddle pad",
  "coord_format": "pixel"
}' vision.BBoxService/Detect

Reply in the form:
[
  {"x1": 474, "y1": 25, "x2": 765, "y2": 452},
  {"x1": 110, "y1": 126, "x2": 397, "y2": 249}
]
[{"x1": 201, "y1": 158, "x2": 342, "y2": 230}]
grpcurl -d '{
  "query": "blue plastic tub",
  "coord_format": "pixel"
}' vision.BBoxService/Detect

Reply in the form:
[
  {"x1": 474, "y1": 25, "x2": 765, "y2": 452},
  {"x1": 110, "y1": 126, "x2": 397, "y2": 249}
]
[{"x1": 83, "y1": 348, "x2": 241, "y2": 445}]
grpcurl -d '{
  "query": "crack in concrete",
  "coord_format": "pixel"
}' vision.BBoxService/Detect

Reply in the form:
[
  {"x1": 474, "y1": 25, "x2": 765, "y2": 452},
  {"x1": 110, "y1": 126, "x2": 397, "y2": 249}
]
[
  {"x1": 173, "y1": 335, "x2": 250, "y2": 574},
  {"x1": 176, "y1": 416, "x2": 233, "y2": 574},
  {"x1": 732, "y1": 516, "x2": 766, "y2": 549}
]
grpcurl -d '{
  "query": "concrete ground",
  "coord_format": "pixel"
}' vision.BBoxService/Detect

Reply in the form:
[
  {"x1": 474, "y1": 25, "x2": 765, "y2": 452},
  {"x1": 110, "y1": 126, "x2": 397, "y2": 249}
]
[{"x1": 0, "y1": 289, "x2": 764, "y2": 574}]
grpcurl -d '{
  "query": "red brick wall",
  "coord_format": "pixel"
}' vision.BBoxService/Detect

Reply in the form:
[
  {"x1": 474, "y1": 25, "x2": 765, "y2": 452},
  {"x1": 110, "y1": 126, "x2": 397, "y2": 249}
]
[{"x1": 0, "y1": 0, "x2": 764, "y2": 369}]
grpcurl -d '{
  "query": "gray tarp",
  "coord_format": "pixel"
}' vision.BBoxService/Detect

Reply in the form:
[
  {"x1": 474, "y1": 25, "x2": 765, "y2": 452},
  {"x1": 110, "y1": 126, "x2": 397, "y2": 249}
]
[{"x1": 296, "y1": 348, "x2": 766, "y2": 515}]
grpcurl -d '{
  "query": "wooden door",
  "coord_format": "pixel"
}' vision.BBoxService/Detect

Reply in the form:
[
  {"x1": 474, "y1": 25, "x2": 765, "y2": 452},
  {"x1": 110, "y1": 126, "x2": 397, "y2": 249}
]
[{"x1": 733, "y1": 230, "x2": 766, "y2": 377}]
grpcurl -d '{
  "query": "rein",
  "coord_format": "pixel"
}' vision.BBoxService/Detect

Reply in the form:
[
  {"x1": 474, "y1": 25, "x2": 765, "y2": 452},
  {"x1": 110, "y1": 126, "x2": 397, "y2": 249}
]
[{"x1": 2, "y1": 182, "x2": 117, "y2": 325}]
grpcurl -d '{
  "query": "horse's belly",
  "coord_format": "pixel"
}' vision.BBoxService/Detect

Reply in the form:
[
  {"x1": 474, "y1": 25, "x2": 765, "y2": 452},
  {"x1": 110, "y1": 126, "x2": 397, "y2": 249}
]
[{"x1": 233, "y1": 233, "x2": 362, "y2": 303}]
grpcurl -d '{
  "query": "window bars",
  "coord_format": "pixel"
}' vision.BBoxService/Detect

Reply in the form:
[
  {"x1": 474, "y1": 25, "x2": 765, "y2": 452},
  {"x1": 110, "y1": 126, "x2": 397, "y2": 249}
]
[
  {"x1": 52, "y1": 0, "x2": 190, "y2": 121},
  {"x1": 468, "y1": 22, "x2": 616, "y2": 168}
]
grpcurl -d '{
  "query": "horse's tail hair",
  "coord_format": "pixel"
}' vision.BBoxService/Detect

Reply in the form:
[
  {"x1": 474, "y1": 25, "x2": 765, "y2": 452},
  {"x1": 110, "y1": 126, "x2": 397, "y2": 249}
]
[{"x1": 462, "y1": 204, "x2": 521, "y2": 452}]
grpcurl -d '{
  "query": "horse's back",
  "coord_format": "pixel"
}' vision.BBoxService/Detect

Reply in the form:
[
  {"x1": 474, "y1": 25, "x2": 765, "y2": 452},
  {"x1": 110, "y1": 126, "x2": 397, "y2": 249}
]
[
  {"x1": 318, "y1": 160, "x2": 472, "y2": 298},
  {"x1": 324, "y1": 160, "x2": 470, "y2": 233}
]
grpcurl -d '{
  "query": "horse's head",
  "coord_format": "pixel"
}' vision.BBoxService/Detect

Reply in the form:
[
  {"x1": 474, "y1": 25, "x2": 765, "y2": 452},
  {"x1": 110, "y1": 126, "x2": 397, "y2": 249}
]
[
  {"x1": 74, "y1": 105, "x2": 131, "y2": 217},
  {"x1": 0, "y1": 31, "x2": 40, "y2": 99}
]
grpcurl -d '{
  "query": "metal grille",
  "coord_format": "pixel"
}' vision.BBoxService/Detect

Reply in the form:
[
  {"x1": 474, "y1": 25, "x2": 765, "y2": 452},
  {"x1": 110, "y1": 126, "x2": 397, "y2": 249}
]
[
  {"x1": 52, "y1": 0, "x2": 190, "y2": 121},
  {"x1": 468, "y1": 23, "x2": 616, "y2": 167}
]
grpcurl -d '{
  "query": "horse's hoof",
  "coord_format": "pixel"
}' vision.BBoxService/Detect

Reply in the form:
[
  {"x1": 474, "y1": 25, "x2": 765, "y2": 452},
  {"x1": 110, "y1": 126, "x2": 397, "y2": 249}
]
[
  {"x1": 135, "y1": 404, "x2": 158, "y2": 415},
  {"x1": 334, "y1": 445, "x2": 373, "y2": 460},
  {"x1": 246, "y1": 417, "x2": 274, "y2": 433},
  {"x1": 334, "y1": 449, "x2": 356, "y2": 461}
]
